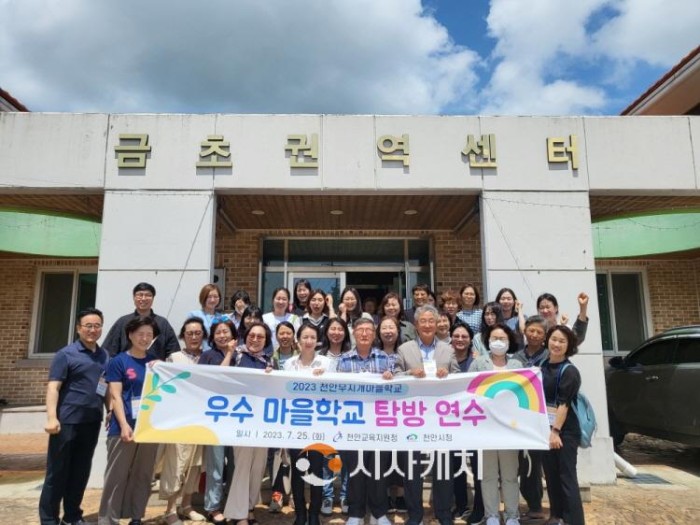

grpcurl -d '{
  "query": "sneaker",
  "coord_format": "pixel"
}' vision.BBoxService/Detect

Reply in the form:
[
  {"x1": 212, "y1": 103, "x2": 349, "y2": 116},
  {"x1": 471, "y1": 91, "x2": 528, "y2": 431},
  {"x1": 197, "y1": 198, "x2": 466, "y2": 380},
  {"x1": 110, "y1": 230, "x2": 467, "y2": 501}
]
[
  {"x1": 269, "y1": 491, "x2": 283, "y2": 513},
  {"x1": 321, "y1": 498, "x2": 334, "y2": 516},
  {"x1": 376, "y1": 516, "x2": 392, "y2": 525},
  {"x1": 346, "y1": 518, "x2": 363, "y2": 525},
  {"x1": 369, "y1": 515, "x2": 378, "y2": 525},
  {"x1": 505, "y1": 519, "x2": 520, "y2": 525},
  {"x1": 394, "y1": 496, "x2": 407, "y2": 513},
  {"x1": 467, "y1": 512, "x2": 484, "y2": 525},
  {"x1": 485, "y1": 517, "x2": 499, "y2": 525},
  {"x1": 340, "y1": 497, "x2": 349, "y2": 514}
]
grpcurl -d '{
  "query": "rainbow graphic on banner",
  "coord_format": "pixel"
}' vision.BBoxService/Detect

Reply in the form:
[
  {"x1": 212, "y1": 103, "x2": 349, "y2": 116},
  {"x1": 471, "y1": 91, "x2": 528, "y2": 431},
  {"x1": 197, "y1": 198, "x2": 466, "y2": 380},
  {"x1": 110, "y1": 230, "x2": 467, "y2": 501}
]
[{"x1": 466, "y1": 369, "x2": 546, "y2": 414}]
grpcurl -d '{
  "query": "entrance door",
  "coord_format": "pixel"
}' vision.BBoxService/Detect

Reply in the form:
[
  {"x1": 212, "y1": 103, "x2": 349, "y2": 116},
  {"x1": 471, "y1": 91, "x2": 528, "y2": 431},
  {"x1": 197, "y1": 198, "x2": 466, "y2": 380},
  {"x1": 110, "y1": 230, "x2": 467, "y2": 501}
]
[
  {"x1": 346, "y1": 271, "x2": 405, "y2": 309},
  {"x1": 288, "y1": 272, "x2": 345, "y2": 307}
]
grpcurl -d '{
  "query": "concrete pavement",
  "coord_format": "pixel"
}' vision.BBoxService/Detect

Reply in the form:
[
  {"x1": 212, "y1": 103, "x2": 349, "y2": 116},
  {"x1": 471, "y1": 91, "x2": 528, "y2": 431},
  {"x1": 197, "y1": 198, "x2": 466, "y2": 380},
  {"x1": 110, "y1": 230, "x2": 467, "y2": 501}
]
[{"x1": 1, "y1": 433, "x2": 698, "y2": 525}]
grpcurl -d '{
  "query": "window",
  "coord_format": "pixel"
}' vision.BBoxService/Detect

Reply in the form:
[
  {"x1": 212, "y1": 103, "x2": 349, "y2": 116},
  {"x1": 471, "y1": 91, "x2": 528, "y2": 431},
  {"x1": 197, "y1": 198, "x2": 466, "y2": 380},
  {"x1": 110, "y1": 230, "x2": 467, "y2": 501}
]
[
  {"x1": 31, "y1": 269, "x2": 97, "y2": 355},
  {"x1": 597, "y1": 270, "x2": 650, "y2": 353},
  {"x1": 627, "y1": 339, "x2": 675, "y2": 367},
  {"x1": 675, "y1": 338, "x2": 700, "y2": 364}
]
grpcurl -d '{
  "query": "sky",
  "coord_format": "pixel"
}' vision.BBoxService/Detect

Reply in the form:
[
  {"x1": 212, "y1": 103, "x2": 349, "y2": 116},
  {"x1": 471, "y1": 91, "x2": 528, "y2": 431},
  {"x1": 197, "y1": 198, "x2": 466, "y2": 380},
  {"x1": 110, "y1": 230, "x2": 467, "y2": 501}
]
[{"x1": 1, "y1": 0, "x2": 698, "y2": 116}]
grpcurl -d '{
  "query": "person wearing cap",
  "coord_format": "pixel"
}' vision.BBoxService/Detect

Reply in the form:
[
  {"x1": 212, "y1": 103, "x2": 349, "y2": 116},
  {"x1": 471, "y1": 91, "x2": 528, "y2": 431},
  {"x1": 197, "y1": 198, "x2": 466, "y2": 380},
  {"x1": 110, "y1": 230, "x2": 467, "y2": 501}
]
[
  {"x1": 336, "y1": 316, "x2": 394, "y2": 525},
  {"x1": 102, "y1": 282, "x2": 179, "y2": 360}
]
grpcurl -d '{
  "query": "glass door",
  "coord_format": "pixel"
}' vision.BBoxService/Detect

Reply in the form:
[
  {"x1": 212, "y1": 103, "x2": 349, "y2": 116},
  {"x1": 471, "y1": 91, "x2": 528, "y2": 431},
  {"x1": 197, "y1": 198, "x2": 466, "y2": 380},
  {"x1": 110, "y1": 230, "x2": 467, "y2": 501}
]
[{"x1": 288, "y1": 272, "x2": 346, "y2": 307}]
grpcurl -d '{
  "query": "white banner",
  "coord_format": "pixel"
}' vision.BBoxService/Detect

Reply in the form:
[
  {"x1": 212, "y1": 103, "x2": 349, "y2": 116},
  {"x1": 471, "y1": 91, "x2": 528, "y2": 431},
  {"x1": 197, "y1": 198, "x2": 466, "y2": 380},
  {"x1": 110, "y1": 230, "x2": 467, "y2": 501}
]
[{"x1": 134, "y1": 362, "x2": 550, "y2": 451}]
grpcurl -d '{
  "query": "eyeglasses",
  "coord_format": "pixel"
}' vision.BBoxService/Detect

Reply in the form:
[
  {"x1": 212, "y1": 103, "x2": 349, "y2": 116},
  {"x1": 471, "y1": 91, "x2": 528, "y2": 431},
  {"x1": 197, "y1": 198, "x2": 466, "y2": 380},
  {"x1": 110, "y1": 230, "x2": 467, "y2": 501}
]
[
  {"x1": 185, "y1": 331, "x2": 203, "y2": 337},
  {"x1": 452, "y1": 334, "x2": 470, "y2": 340},
  {"x1": 134, "y1": 292, "x2": 154, "y2": 299},
  {"x1": 247, "y1": 333, "x2": 266, "y2": 341},
  {"x1": 80, "y1": 323, "x2": 103, "y2": 330},
  {"x1": 489, "y1": 336, "x2": 509, "y2": 343}
]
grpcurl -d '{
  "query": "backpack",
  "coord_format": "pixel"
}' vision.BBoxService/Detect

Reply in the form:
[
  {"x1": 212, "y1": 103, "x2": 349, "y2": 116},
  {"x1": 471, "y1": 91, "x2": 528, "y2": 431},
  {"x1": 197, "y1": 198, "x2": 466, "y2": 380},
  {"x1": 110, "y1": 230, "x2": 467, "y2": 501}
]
[{"x1": 555, "y1": 362, "x2": 598, "y2": 448}]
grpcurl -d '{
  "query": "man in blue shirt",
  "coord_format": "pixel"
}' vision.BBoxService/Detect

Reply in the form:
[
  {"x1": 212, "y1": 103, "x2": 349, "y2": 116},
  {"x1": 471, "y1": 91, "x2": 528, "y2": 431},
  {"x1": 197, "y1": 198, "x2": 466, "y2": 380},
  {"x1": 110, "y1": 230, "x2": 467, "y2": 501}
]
[
  {"x1": 337, "y1": 317, "x2": 394, "y2": 525},
  {"x1": 39, "y1": 307, "x2": 110, "y2": 525}
]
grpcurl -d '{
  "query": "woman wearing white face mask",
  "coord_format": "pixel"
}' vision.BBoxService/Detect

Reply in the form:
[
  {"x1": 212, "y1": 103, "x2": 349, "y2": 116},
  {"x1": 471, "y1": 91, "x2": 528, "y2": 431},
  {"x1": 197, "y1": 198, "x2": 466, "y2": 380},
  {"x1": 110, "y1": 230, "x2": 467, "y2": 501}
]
[{"x1": 467, "y1": 323, "x2": 522, "y2": 525}]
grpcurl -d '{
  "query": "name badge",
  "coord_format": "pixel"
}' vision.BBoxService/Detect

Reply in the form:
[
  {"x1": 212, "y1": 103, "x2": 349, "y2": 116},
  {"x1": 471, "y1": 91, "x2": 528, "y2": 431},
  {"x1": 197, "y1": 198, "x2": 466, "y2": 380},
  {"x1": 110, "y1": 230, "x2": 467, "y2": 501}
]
[
  {"x1": 131, "y1": 396, "x2": 142, "y2": 420},
  {"x1": 96, "y1": 378, "x2": 107, "y2": 397},
  {"x1": 546, "y1": 403, "x2": 558, "y2": 426}
]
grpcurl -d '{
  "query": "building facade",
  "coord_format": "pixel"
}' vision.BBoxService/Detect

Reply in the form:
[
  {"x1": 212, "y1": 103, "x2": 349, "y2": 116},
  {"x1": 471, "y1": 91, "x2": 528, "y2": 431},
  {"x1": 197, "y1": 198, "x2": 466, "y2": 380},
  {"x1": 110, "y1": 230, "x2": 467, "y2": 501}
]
[{"x1": 1, "y1": 111, "x2": 700, "y2": 485}]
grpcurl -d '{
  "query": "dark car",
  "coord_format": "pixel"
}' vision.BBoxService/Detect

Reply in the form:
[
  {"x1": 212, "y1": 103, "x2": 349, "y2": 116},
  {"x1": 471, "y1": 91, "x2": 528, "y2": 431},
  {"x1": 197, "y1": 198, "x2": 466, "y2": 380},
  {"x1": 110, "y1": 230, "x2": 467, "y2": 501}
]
[{"x1": 606, "y1": 325, "x2": 700, "y2": 447}]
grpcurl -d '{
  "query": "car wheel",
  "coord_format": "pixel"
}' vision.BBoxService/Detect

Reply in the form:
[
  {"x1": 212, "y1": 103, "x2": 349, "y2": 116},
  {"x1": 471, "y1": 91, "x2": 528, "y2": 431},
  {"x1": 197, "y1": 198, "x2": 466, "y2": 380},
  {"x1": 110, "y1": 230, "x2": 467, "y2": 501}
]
[{"x1": 608, "y1": 409, "x2": 626, "y2": 447}]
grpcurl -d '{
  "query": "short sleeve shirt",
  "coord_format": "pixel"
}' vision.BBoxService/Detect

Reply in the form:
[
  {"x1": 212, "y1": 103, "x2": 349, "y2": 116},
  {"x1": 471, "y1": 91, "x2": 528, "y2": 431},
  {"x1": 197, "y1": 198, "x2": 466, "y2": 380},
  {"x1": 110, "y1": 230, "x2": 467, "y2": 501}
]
[
  {"x1": 106, "y1": 351, "x2": 155, "y2": 436},
  {"x1": 48, "y1": 340, "x2": 109, "y2": 424},
  {"x1": 543, "y1": 359, "x2": 582, "y2": 433}
]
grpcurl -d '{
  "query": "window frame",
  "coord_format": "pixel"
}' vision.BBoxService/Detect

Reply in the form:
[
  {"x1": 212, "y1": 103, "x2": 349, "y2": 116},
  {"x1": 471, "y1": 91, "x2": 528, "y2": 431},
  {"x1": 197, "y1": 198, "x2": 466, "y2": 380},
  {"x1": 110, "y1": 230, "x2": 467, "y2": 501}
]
[
  {"x1": 597, "y1": 267, "x2": 653, "y2": 355},
  {"x1": 28, "y1": 266, "x2": 98, "y2": 358}
]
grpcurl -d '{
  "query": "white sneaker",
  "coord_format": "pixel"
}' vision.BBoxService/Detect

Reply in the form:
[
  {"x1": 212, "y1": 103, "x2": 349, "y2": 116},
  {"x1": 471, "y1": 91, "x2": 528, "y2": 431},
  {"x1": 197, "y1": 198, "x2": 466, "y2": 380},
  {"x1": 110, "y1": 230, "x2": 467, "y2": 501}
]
[
  {"x1": 505, "y1": 519, "x2": 519, "y2": 525},
  {"x1": 485, "y1": 517, "x2": 500, "y2": 525},
  {"x1": 376, "y1": 516, "x2": 392, "y2": 525},
  {"x1": 321, "y1": 498, "x2": 334, "y2": 516},
  {"x1": 346, "y1": 518, "x2": 363, "y2": 525}
]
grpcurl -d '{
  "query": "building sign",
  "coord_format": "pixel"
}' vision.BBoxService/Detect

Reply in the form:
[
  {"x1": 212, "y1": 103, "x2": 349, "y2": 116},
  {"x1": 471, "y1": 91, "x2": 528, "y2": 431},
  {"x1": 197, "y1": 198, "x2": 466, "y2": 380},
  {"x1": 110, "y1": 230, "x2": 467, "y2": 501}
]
[
  {"x1": 134, "y1": 362, "x2": 550, "y2": 451},
  {"x1": 377, "y1": 134, "x2": 410, "y2": 166},
  {"x1": 196, "y1": 135, "x2": 232, "y2": 168},
  {"x1": 547, "y1": 135, "x2": 579, "y2": 170},
  {"x1": 115, "y1": 134, "x2": 151, "y2": 168},
  {"x1": 114, "y1": 130, "x2": 581, "y2": 174},
  {"x1": 285, "y1": 134, "x2": 319, "y2": 167},
  {"x1": 462, "y1": 134, "x2": 497, "y2": 168}
]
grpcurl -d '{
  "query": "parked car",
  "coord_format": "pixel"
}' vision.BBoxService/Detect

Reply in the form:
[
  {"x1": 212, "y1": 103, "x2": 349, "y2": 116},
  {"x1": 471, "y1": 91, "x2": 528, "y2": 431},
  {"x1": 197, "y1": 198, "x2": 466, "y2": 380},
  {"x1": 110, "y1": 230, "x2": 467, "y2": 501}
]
[{"x1": 606, "y1": 325, "x2": 700, "y2": 447}]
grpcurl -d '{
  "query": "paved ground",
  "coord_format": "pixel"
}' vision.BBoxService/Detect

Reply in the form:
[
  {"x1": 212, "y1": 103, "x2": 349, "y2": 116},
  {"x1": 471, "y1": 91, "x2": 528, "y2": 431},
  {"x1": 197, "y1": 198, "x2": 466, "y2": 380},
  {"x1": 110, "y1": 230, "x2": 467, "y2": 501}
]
[{"x1": 1, "y1": 433, "x2": 698, "y2": 524}]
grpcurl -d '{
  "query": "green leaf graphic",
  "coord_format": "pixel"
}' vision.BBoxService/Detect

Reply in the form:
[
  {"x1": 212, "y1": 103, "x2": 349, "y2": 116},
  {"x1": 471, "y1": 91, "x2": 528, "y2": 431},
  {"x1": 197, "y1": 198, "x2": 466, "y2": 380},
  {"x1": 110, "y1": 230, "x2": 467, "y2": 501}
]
[
  {"x1": 161, "y1": 384, "x2": 176, "y2": 393},
  {"x1": 146, "y1": 394, "x2": 162, "y2": 402},
  {"x1": 176, "y1": 371, "x2": 192, "y2": 380},
  {"x1": 140, "y1": 404, "x2": 150, "y2": 411},
  {"x1": 152, "y1": 373, "x2": 160, "y2": 388}
]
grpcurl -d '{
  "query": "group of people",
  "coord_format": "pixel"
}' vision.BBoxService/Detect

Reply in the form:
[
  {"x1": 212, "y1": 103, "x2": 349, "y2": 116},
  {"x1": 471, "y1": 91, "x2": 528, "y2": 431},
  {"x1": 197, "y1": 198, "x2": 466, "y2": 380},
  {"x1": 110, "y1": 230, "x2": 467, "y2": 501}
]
[{"x1": 40, "y1": 279, "x2": 589, "y2": 525}]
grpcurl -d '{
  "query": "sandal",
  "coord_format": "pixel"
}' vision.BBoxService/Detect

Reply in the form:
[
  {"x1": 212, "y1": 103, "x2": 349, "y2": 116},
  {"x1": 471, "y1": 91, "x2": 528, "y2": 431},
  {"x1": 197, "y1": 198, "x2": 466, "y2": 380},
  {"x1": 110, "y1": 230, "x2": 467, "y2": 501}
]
[
  {"x1": 179, "y1": 506, "x2": 207, "y2": 521},
  {"x1": 164, "y1": 512, "x2": 183, "y2": 525},
  {"x1": 207, "y1": 511, "x2": 226, "y2": 524}
]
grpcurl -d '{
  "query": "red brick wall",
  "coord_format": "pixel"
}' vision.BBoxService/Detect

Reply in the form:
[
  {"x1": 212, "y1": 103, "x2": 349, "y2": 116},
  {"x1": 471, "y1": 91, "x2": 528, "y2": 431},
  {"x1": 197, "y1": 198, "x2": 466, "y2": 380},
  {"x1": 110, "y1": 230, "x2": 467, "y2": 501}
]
[
  {"x1": 595, "y1": 257, "x2": 700, "y2": 334},
  {"x1": 0, "y1": 258, "x2": 98, "y2": 405}
]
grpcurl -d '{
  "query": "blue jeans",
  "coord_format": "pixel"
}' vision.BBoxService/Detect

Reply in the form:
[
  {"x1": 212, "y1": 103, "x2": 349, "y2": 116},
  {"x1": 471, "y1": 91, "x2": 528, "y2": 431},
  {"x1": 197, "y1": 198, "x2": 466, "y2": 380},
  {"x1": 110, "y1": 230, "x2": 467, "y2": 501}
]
[
  {"x1": 322, "y1": 458, "x2": 348, "y2": 500},
  {"x1": 205, "y1": 445, "x2": 234, "y2": 512}
]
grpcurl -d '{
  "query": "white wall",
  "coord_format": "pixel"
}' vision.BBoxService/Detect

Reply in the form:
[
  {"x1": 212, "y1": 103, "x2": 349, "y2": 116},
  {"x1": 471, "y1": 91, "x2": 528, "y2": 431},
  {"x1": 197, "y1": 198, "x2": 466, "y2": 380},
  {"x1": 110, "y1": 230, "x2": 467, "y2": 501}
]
[
  {"x1": 481, "y1": 190, "x2": 616, "y2": 484},
  {"x1": 95, "y1": 190, "x2": 216, "y2": 346},
  {"x1": 3, "y1": 113, "x2": 697, "y2": 193}
]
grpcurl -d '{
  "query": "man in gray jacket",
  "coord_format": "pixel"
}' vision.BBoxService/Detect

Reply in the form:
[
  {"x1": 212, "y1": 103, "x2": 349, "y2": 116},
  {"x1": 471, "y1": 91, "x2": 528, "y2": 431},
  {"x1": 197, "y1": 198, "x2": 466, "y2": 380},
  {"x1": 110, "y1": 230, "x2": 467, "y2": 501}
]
[{"x1": 394, "y1": 305, "x2": 459, "y2": 525}]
